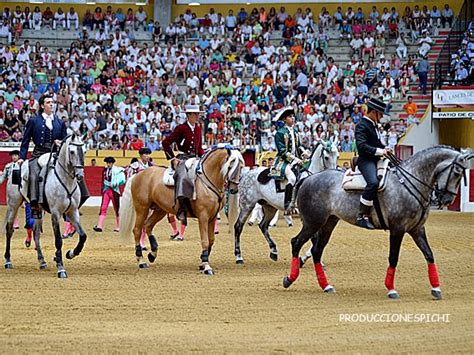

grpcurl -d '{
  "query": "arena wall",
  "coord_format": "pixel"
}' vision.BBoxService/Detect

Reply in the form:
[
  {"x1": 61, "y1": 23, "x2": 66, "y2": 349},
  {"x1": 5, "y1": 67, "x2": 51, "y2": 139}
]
[{"x1": 439, "y1": 119, "x2": 474, "y2": 149}]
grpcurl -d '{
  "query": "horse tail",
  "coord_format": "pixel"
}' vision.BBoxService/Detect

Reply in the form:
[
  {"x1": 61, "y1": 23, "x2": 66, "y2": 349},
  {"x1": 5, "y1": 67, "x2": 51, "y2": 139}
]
[
  {"x1": 119, "y1": 175, "x2": 136, "y2": 243},
  {"x1": 227, "y1": 189, "x2": 239, "y2": 237}
]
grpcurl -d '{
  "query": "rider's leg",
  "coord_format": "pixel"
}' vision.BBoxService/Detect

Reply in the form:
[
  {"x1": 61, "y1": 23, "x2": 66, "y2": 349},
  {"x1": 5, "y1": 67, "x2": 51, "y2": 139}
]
[
  {"x1": 111, "y1": 190, "x2": 120, "y2": 232},
  {"x1": 28, "y1": 159, "x2": 40, "y2": 208},
  {"x1": 284, "y1": 165, "x2": 297, "y2": 212},
  {"x1": 356, "y1": 159, "x2": 378, "y2": 230}
]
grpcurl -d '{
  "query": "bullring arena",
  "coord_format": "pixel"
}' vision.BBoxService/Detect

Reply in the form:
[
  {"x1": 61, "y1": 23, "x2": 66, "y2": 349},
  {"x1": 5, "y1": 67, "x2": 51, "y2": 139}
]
[
  {"x1": 1, "y1": 209, "x2": 473, "y2": 352},
  {"x1": 0, "y1": 0, "x2": 474, "y2": 352}
]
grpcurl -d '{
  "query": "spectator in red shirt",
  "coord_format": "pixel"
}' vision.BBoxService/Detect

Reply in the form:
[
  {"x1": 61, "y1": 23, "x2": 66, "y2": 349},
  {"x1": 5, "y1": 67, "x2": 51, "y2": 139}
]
[{"x1": 130, "y1": 134, "x2": 144, "y2": 150}]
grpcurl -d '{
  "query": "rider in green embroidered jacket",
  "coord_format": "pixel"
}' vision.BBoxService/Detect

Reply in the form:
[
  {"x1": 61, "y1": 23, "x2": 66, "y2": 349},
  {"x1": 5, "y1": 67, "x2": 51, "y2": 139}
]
[{"x1": 271, "y1": 107, "x2": 308, "y2": 212}]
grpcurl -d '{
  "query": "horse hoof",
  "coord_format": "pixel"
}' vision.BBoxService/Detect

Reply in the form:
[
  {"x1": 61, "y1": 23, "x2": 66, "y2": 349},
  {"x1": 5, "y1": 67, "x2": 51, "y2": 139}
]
[
  {"x1": 299, "y1": 257, "x2": 306, "y2": 268},
  {"x1": 283, "y1": 276, "x2": 293, "y2": 289},
  {"x1": 57, "y1": 270, "x2": 68, "y2": 279},
  {"x1": 235, "y1": 259, "x2": 244, "y2": 265},
  {"x1": 65, "y1": 250, "x2": 74, "y2": 260},
  {"x1": 4, "y1": 262, "x2": 13, "y2": 269},
  {"x1": 387, "y1": 290, "x2": 400, "y2": 299},
  {"x1": 431, "y1": 288, "x2": 442, "y2": 300},
  {"x1": 269, "y1": 252, "x2": 278, "y2": 262},
  {"x1": 324, "y1": 285, "x2": 336, "y2": 293},
  {"x1": 139, "y1": 263, "x2": 149, "y2": 269},
  {"x1": 25, "y1": 240, "x2": 31, "y2": 248},
  {"x1": 147, "y1": 253, "x2": 156, "y2": 263},
  {"x1": 204, "y1": 269, "x2": 214, "y2": 276},
  {"x1": 39, "y1": 262, "x2": 47, "y2": 270}
]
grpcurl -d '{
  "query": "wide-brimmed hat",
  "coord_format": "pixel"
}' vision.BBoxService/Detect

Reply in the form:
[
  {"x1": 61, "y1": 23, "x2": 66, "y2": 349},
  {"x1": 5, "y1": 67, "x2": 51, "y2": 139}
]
[
  {"x1": 367, "y1": 97, "x2": 386, "y2": 114},
  {"x1": 185, "y1": 105, "x2": 205, "y2": 114},
  {"x1": 104, "y1": 157, "x2": 116, "y2": 163},
  {"x1": 272, "y1": 106, "x2": 295, "y2": 122},
  {"x1": 9, "y1": 150, "x2": 20, "y2": 156},
  {"x1": 139, "y1": 147, "x2": 152, "y2": 155}
]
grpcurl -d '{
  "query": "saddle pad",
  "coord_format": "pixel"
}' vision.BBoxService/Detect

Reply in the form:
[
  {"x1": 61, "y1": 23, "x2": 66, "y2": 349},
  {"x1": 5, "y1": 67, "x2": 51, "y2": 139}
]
[
  {"x1": 342, "y1": 159, "x2": 390, "y2": 192},
  {"x1": 163, "y1": 158, "x2": 198, "y2": 187}
]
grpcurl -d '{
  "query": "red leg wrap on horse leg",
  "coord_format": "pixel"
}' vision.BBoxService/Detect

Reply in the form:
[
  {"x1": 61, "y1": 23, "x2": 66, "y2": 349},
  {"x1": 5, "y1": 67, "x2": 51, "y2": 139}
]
[
  {"x1": 26, "y1": 228, "x2": 32, "y2": 241},
  {"x1": 288, "y1": 257, "x2": 300, "y2": 282},
  {"x1": 428, "y1": 263, "x2": 440, "y2": 288},
  {"x1": 314, "y1": 263, "x2": 329, "y2": 289},
  {"x1": 385, "y1": 266, "x2": 396, "y2": 290}
]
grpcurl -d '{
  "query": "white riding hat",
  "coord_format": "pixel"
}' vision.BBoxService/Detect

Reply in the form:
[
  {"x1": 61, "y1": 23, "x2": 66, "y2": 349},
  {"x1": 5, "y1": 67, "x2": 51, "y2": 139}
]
[{"x1": 185, "y1": 105, "x2": 205, "y2": 114}]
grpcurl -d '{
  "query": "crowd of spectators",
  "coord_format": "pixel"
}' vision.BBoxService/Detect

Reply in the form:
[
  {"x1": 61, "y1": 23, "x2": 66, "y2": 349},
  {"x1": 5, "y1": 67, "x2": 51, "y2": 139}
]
[
  {"x1": 0, "y1": 4, "x2": 458, "y2": 153},
  {"x1": 450, "y1": 21, "x2": 474, "y2": 83}
]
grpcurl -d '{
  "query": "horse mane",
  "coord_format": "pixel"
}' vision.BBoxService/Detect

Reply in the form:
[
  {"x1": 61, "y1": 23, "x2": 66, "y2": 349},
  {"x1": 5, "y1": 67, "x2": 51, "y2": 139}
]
[
  {"x1": 402, "y1": 145, "x2": 458, "y2": 165},
  {"x1": 220, "y1": 149, "x2": 244, "y2": 178}
]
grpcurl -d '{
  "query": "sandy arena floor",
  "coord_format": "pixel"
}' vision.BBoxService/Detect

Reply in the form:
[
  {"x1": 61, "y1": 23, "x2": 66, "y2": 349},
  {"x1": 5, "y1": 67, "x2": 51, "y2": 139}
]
[{"x1": 0, "y1": 207, "x2": 473, "y2": 353}]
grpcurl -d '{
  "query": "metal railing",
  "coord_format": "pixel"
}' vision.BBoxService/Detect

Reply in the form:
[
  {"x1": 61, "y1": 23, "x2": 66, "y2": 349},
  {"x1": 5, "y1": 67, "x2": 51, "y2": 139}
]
[{"x1": 433, "y1": 0, "x2": 473, "y2": 89}]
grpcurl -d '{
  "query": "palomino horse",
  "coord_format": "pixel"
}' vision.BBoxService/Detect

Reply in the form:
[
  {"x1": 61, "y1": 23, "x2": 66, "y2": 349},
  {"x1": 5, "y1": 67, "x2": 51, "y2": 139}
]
[
  {"x1": 3, "y1": 133, "x2": 87, "y2": 278},
  {"x1": 120, "y1": 146, "x2": 244, "y2": 274},
  {"x1": 283, "y1": 146, "x2": 473, "y2": 300},
  {"x1": 228, "y1": 140, "x2": 339, "y2": 264}
]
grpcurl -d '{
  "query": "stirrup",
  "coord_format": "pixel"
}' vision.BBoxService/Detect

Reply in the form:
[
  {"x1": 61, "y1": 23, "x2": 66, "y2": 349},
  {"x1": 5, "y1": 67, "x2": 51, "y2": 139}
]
[{"x1": 356, "y1": 215, "x2": 375, "y2": 230}]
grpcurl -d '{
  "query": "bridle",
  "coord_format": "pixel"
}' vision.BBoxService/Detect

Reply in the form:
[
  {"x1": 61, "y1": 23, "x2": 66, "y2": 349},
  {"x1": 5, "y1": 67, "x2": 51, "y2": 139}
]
[
  {"x1": 56, "y1": 138, "x2": 85, "y2": 179},
  {"x1": 196, "y1": 146, "x2": 242, "y2": 217},
  {"x1": 386, "y1": 151, "x2": 467, "y2": 226}
]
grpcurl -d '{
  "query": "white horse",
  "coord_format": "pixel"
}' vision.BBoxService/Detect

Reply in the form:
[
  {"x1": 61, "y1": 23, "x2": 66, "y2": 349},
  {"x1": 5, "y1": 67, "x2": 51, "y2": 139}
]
[
  {"x1": 4, "y1": 133, "x2": 87, "y2": 278},
  {"x1": 228, "y1": 140, "x2": 339, "y2": 264}
]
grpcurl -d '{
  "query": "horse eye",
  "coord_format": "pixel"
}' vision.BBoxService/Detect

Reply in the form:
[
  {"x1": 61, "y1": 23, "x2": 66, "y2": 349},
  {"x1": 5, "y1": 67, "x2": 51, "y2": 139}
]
[{"x1": 325, "y1": 156, "x2": 329, "y2": 160}]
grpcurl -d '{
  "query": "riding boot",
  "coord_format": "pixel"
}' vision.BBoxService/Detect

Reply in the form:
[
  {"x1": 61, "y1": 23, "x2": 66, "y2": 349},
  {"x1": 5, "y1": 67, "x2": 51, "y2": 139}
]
[
  {"x1": 355, "y1": 202, "x2": 375, "y2": 230},
  {"x1": 176, "y1": 198, "x2": 188, "y2": 226},
  {"x1": 284, "y1": 184, "x2": 294, "y2": 213}
]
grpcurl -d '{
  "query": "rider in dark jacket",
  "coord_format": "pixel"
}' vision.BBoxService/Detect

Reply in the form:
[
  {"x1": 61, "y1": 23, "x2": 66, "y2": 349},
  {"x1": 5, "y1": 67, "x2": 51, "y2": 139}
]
[
  {"x1": 355, "y1": 97, "x2": 392, "y2": 229},
  {"x1": 18, "y1": 95, "x2": 67, "y2": 214}
]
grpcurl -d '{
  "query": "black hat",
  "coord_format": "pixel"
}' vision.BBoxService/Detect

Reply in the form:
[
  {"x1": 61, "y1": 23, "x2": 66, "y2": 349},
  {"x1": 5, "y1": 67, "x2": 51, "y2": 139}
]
[
  {"x1": 138, "y1": 147, "x2": 151, "y2": 155},
  {"x1": 9, "y1": 150, "x2": 20, "y2": 156},
  {"x1": 367, "y1": 97, "x2": 386, "y2": 114},
  {"x1": 104, "y1": 157, "x2": 116, "y2": 163},
  {"x1": 272, "y1": 106, "x2": 295, "y2": 122}
]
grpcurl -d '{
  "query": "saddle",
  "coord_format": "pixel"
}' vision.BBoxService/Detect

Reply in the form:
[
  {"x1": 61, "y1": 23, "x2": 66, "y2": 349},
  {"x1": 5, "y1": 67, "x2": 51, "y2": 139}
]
[
  {"x1": 163, "y1": 158, "x2": 199, "y2": 188},
  {"x1": 342, "y1": 159, "x2": 390, "y2": 192},
  {"x1": 257, "y1": 167, "x2": 290, "y2": 193},
  {"x1": 19, "y1": 153, "x2": 55, "y2": 204}
]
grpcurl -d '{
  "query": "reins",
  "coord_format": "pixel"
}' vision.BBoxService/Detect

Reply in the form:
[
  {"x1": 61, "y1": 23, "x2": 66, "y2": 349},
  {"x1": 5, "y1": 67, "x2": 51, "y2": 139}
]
[
  {"x1": 51, "y1": 136, "x2": 84, "y2": 213},
  {"x1": 385, "y1": 151, "x2": 465, "y2": 226}
]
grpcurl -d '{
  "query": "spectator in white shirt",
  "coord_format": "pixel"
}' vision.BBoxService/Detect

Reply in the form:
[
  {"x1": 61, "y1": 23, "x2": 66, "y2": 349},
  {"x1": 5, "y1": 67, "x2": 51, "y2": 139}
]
[
  {"x1": 66, "y1": 7, "x2": 79, "y2": 31},
  {"x1": 418, "y1": 31, "x2": 433, "y2": 57},
  {"x1": 135, "y1": 7, "x2": 147, "y2": 31},
  {"x1": 350, "y1": 34, "x2": 364, "y2": 58},
  {"x1": 53, "y1": 8, "x2": 66, "y2": 30}
]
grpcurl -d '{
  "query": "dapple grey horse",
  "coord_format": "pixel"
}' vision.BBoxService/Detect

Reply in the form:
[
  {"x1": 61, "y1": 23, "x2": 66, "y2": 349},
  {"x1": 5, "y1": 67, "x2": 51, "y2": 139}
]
[
  {"x1": 228, "y1": 140, "x2": 339, "y2": 264},
  {"x1": 283, "y1": 146, "x2": 473, "y2": 300},
  {"x1": 4, "y1": 133, "x2": 87, "y2": 278}
]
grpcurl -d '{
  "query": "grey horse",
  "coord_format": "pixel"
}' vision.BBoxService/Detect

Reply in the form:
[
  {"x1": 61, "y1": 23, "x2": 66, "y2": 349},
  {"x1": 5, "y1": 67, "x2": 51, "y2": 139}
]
[
  {"x1": 282, "y1": 145, "x2": 472, "y2": 300},
  {"x1": 4, "y1": 133, "x2": 87, "y2": 278},
  {"x1": 1, "y1": 163, "x2": 37, "y2": 265},
  {"x1": 228, "y1": 140, "x2": 339, "y2": 264}
]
